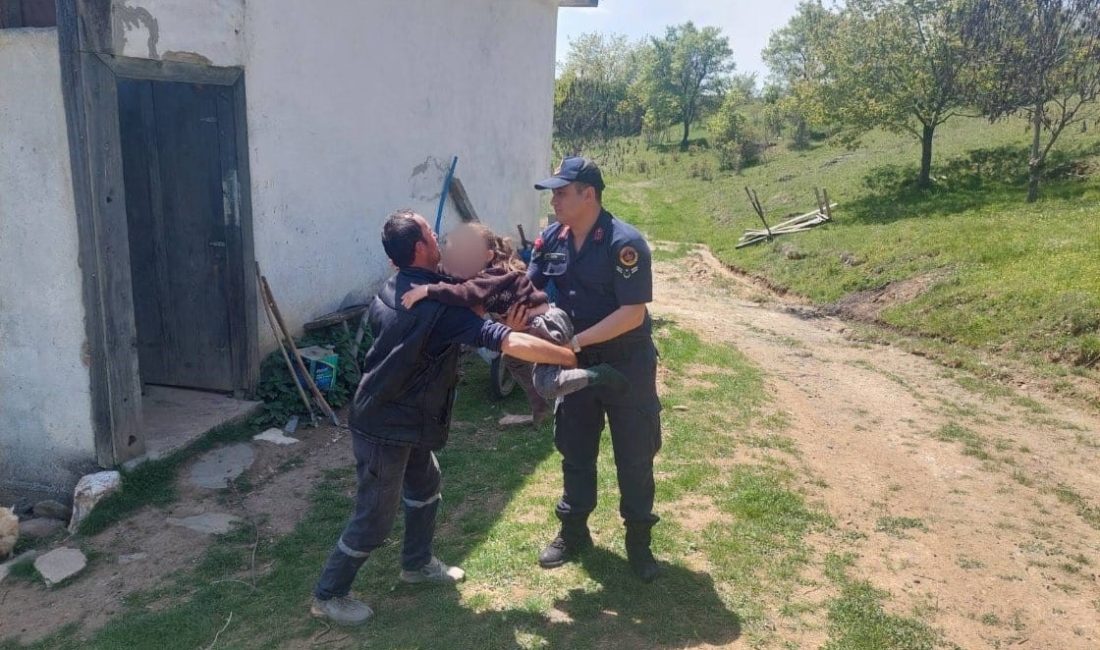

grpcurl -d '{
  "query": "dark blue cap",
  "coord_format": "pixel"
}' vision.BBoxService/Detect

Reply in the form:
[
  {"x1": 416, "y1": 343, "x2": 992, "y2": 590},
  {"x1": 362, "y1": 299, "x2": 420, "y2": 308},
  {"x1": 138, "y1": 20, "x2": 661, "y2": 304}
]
[{"x1": 535, "y1": 157, "x2": 605, "y2": 191}]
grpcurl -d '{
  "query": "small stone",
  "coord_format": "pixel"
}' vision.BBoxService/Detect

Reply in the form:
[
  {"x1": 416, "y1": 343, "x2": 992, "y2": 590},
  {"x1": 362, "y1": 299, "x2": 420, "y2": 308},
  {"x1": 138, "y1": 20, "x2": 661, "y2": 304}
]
[
  {"x1": 167, "y1": 513, "x2": 242, "y2": 535},
  {"x1": 34, "y1": 547, "x2": 87, "y2": 587},
  {"x1": 33, "y1": 500, "x2": 72, "y2": 521},
  {"x1": 118, "y1": 552, "x2": 148, "y2": 565},
  {"x1": 69, "y1": 471, "x2": 122, "y2": 532},
  {"x1": 253, "y1": 428, "x2": 300, "y2": 446},
  {"x1": 19, "y1": 518, "x2": 64, "y2": 540},
  {"x1": 187, "y1": 444, "x2": 256, "y2": 489},
  {"x1": 498, "y1": 414, "x2": 534, "y2": 427}
]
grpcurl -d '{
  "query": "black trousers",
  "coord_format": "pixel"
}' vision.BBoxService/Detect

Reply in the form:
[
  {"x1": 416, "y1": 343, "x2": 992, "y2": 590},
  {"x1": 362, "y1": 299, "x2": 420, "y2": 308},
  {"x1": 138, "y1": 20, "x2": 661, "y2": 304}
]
[
  {"x1": 314, "y1": 435, "x2": 442, "y2": 600},
  {"x1": 554, "y1": 338, "x2": 662, "y2": 524}
]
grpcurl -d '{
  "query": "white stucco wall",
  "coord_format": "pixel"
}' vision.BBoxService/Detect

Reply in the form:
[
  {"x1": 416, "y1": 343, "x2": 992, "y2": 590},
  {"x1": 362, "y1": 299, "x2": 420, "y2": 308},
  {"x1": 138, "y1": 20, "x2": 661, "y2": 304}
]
[
  {"x1": 0, "y1": 29, "x2": 98, "y2": 500},
  {"x1": 111, "y1": 0, "x2": 560, "y2": 346}
]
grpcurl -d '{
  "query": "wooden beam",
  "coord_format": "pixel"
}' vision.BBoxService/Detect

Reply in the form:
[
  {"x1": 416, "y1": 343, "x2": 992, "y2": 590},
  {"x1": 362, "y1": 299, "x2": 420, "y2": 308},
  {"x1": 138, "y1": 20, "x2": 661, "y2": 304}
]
[
  {"x1": 58, "y1": 0, "x2": 146, "y2": 465},
  {"x1": 448, "y1": 176, "x2": 480, "y2": 223},
  {"x1": 97, "y1": 53, "x2": 242, "y2": 86},
  {"x1": 559, "y1": 0, "x2": 599, "y2": 6}
]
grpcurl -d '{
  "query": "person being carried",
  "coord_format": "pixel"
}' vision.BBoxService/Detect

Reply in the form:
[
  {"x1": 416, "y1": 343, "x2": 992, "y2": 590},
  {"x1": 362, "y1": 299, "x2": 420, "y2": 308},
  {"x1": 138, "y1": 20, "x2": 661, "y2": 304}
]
[{"x1": 402, "y1": 222, "x2": 626, "y2": 422}]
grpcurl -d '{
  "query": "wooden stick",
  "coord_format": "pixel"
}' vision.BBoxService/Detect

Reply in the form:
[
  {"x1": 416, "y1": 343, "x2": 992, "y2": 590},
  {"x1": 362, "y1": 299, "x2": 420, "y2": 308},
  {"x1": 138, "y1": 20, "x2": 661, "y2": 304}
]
[
  {"x1": 745, "y1": 187, "x2": 772, "y2": 239},
  {"x1": 257, "y1": 266, "x2": 340, "y2": 426},
  {"x1": 256, "y1": 265, "x2": 317, "y2": 426},
  {"x1": 822, "y1": 189, "x2": 833, "y2": 220}
]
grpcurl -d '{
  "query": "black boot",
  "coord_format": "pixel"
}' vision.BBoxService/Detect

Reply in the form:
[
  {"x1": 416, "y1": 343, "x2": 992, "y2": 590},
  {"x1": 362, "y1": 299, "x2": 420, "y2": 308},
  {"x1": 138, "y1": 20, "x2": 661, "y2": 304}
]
[
  {"x1": 625, "y1": 521, "x2": 660, "y2": 583},
  {"x1": 538, "y1": 514, "x2": 593, "y2": 568}
]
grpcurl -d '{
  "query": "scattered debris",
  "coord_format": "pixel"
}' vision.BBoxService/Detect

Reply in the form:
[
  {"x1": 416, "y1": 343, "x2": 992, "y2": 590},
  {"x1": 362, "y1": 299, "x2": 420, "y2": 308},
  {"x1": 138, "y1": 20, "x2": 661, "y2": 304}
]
[
  {"x1": 284, "y1": 415, "x2": 300, "y2": 434},
  {"x1": 498, "y1": 413, "x2": 534, "y2": 427},
  {"x1": 737, "y1": 188, "x2": 835, "y2": 249},
  {"x1": 187, "y1": 444, "x2": 256, "y2": 490},
  {"x1": 34, "y1": 547, "x2": 87, "y2": 587},
  {"x1": 33, "y1": 500, "x2": 72, "y2": 522},
  {"x1": 68, "y1": 471, "x2": 122, "y2": 533},
  {"x1": 253, "y1": 428, "x2": 300, "y2": 446},
  {"x1": 167, "y1": 513, "x2": 243, "y2": 535},
  {"x1": 118, "y1": 552, "x2": 148, "y2": 565},
  {"x1": 18, "y1": 517, "x2": 64, "y2": 540}
]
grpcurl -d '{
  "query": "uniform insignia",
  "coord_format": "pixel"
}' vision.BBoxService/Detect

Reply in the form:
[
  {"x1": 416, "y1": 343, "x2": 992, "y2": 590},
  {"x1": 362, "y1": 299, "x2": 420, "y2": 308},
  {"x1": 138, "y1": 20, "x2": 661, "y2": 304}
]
[
  {"x1": 618, "y1": 245, "x2": 639, "y2": 267},
  {"x1": 617, "y1": 265, "x2": 639, "y2": 279},
  {"x1": 534, "y1": 237, "x2": 543, "y2": 251},
  {"x1": 594, "y1": 227, "x2": 605, "y2": 243},
  {"x1": 557, "y1": 226, "x2": 571, "y2": 240}
]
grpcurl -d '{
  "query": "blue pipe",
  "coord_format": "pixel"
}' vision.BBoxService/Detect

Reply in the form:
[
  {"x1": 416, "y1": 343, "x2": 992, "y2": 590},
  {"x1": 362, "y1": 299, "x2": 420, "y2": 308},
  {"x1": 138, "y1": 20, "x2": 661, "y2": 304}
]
[{"x1": 435, "y1": 156, "x2": 459, "y2": 235}]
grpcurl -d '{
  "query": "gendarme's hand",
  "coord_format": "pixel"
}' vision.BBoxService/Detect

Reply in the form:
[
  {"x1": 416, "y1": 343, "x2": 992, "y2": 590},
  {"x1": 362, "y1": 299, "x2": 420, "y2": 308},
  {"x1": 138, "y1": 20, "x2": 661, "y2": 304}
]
[
  {"x1": 503, "y1": 303, "x2": 530, "y2": 332},
  {"x1": 401, "y1": 285, "x2": 429, "y2": 309}
]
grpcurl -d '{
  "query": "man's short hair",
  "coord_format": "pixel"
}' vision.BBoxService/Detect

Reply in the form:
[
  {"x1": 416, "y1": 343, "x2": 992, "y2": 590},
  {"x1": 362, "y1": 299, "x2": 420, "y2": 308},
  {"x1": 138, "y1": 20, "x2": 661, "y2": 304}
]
[
  {"x1": 382, "y1": 209, "x2": 423, "y2": 268},
  {"x1": 575, "y1": 181, "x2": 603, "y2": 204}
]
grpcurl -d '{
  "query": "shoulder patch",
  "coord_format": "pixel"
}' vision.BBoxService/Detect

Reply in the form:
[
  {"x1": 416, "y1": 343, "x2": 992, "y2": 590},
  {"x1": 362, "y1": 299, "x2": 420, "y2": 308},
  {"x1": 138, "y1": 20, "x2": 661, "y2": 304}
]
[{"x1": 618, "y1": 245, "x2": 639, "y2": 268}]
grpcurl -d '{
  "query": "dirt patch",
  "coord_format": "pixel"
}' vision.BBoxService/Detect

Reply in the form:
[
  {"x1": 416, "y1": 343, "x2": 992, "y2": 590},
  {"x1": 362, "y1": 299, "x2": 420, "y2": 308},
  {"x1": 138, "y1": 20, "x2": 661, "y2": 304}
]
[
  {"x1": 0, "y1": 421, "x2": 353, "y2": 644},
  {"x1": 826, "y1": 271, "x2": 952, "y2": 322},
  {"x1": 651, "y1": 247, "x2": 1100, "y2": 649}
]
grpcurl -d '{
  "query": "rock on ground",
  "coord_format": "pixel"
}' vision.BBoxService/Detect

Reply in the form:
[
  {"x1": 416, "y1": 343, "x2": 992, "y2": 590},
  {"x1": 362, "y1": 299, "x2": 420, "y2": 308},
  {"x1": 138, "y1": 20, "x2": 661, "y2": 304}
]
[
  {"x1": 187, "y1": 444, "x2": 256, "y2": 489},
  {"x1": 34, "y1": 548, "x2": 87, "y2": 587},
  {"x1": 33, "y1": 500, "x2": 72, "y2": 521},
  {"x1": 68, "y1": 471, "x2": 122, "y2": 532},
  {"x1": 166, "y1": 513, "x2": 242, "y2": 535},
  {"x1": 19, "y1": 518, "x2": 64, "y2": 540}
]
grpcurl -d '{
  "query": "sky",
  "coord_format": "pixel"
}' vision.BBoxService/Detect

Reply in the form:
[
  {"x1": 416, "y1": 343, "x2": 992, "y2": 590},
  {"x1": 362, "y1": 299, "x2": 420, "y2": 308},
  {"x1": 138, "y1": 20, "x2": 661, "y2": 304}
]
[{"x1": 556, "y1": 0, "x2": 804, "y2": 82}]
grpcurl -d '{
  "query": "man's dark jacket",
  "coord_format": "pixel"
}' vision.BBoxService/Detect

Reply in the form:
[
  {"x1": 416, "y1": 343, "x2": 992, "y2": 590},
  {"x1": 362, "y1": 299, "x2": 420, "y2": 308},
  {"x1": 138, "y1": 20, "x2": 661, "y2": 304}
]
[{"x1": 348, "y1": 268, "x2": 462, "y2": 450}]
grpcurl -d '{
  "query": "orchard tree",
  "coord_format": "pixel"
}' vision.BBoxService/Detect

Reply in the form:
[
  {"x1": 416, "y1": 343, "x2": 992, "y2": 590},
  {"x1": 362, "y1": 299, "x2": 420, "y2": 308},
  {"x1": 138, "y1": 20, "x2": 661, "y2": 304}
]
[
  {"x1": 638, "y1": 22, "x2": 735, "y2": 149},
  {"x1": 818, "y1": 0, "x2": 971, "y2": 188},
  {"x1": 960, "y1": 0, "x2": 1100, "y2": 201},
  {"x1": 762, "y1": 1, "x2": 837, "y2": 148}
]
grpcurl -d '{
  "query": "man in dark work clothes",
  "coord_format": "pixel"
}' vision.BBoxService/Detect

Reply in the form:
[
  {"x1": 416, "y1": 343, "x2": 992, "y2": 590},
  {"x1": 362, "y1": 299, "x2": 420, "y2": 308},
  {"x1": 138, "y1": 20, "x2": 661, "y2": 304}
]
[{"x1": 311, "y1": 210, "x2": 577, "y2": 625}]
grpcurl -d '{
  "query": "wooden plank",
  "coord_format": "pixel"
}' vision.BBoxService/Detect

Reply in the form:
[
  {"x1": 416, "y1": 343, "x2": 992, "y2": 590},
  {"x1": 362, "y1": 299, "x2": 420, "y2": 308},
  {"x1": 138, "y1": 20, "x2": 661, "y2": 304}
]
[
  {"x1": 216, "y1": 83, "x2": 251, "y2": 397},
  {"x1": 448, "y1": 176, "x2": 480, "y2": 223},
  {"x1": 231, "y1": 76, "x2": 260, "y2": 395},
  {"x1": 58, "y1": 0, "x2": 147, "y2": 465},
  {"x1": 97, "y1": 53, "x2": 242, "y2": 86},
  {"x1": 20, "y1": 0, "x2": 55, "y2": 26}
]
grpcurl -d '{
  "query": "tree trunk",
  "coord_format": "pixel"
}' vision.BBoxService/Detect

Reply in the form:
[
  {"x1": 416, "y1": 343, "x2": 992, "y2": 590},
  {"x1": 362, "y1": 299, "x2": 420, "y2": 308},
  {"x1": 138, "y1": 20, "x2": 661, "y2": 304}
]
[
  {"x1": 680, "y1": 119, "x2": 691, "y2": 150},
  {"x1": 1027, "y1": 104, "x2": 1043, "y2": 203},
  {"x1": 918, "y1": 123, "x2": 935, "y2": 189}
]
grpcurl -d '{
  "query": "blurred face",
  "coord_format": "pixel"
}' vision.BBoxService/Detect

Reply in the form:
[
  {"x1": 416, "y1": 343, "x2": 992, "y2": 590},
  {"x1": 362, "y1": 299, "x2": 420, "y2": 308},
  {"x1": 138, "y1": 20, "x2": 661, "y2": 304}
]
[
  {"x1": 550, "y1": 183, "x2": 594, "y2": 225},
  {"x1": 413, "y1": 215, "x2": 441, "y2": 268},
  {"x1": 440, "y1": 225, "x2": 493, "y2": 280}
]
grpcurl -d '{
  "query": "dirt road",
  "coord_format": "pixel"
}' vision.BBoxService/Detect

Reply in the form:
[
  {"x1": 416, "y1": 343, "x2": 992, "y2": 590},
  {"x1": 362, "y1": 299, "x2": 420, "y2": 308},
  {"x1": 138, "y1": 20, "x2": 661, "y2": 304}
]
[{"x1": 652, "y1": 246, "x2": 1100, "y2": 649}]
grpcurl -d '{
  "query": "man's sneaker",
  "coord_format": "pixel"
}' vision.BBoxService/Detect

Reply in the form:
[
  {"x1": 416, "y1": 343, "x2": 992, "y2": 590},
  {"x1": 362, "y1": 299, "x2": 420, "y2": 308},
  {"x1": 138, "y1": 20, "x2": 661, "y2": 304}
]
[
  {"x1": 399, "y1": 556, "x2": 466, "y2": 584},
  {"x1": 538, "y1": 531, "x2": 593, "y2": 568},
  {"x1": 310, "y1": 596, "x2": 374, "y2": 626}
]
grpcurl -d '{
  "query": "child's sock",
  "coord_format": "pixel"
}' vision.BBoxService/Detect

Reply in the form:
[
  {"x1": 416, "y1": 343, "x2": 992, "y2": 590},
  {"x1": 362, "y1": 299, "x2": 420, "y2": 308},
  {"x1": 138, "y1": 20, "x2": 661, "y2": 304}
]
[{"x1": 586, "y1": 363, "x2": 629, "y2": 393}]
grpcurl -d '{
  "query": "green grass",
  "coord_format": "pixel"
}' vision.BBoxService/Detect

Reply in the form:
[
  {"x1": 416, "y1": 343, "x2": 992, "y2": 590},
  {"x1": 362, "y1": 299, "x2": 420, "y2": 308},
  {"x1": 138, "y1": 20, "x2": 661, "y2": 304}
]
[
  {"x1": 822, "y1": 553, "x2": 941, "y2": 650},
  {"x1": 933, "y1": 422, "x2": 992, "y2": 461},
  {"x1": 1, "y1": 323, "x2": 941, "y2": 649},
  {"x1": 600, "y1": 117, "x2": 1100, "y2": 378},
  {"x1": 875, "y1": 516, "x2": 928, "y2": 538}
]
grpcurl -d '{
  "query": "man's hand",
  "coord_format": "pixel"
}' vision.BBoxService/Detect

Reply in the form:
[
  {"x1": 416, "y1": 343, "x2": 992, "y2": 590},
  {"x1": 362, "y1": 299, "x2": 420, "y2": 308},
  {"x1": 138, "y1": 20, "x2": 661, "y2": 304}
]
[
  {"x1": 401, "y1": 285, "x2": 429, "y2": 309},
  {"x1": 503, "y1": 303, "x2": 530, "y2": 332}
]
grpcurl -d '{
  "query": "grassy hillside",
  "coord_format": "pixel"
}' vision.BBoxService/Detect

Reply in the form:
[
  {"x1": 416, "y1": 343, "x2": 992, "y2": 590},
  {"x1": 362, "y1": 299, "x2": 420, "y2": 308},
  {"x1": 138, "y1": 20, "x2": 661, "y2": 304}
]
[{"x1": 595, "y1": 117, "x2": 1100, "y2": 385}]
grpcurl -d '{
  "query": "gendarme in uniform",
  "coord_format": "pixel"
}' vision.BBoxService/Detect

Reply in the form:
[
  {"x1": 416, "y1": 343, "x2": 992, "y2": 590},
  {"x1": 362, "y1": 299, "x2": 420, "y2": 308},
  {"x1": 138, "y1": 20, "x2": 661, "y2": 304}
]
[{"x1": 528, "y1": 157, "x2": 662, "y2": 581}]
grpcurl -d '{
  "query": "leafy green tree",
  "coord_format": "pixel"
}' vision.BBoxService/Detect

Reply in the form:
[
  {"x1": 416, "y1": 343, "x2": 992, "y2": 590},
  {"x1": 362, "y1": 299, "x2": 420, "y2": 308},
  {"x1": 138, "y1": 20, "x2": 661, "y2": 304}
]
[
  {"x1": 554, "y1": 32, "x2": 647, "y2": 146},
  {"x1": 960, "y1": 0, "x2": 1100, "y2": 201},
  {"x1": 638, "y1": 22, "x2": 735, "y2": 149},
  {"x1": 817, "y1": 0, "x2": 971, "y2": 188},
  {"x1": 762, "y1": 1, "x2": 836, "y2": 149}
]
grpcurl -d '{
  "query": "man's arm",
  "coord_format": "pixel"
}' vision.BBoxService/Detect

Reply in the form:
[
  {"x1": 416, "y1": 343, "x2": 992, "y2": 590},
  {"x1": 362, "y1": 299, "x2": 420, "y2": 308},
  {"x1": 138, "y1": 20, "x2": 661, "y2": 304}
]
[
  {"x1": 502, "y1": 331, "x2": 576, "y2": 367},
  {"x1": 574, "y1": 304, "x2": 646, "y2": 348}
]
